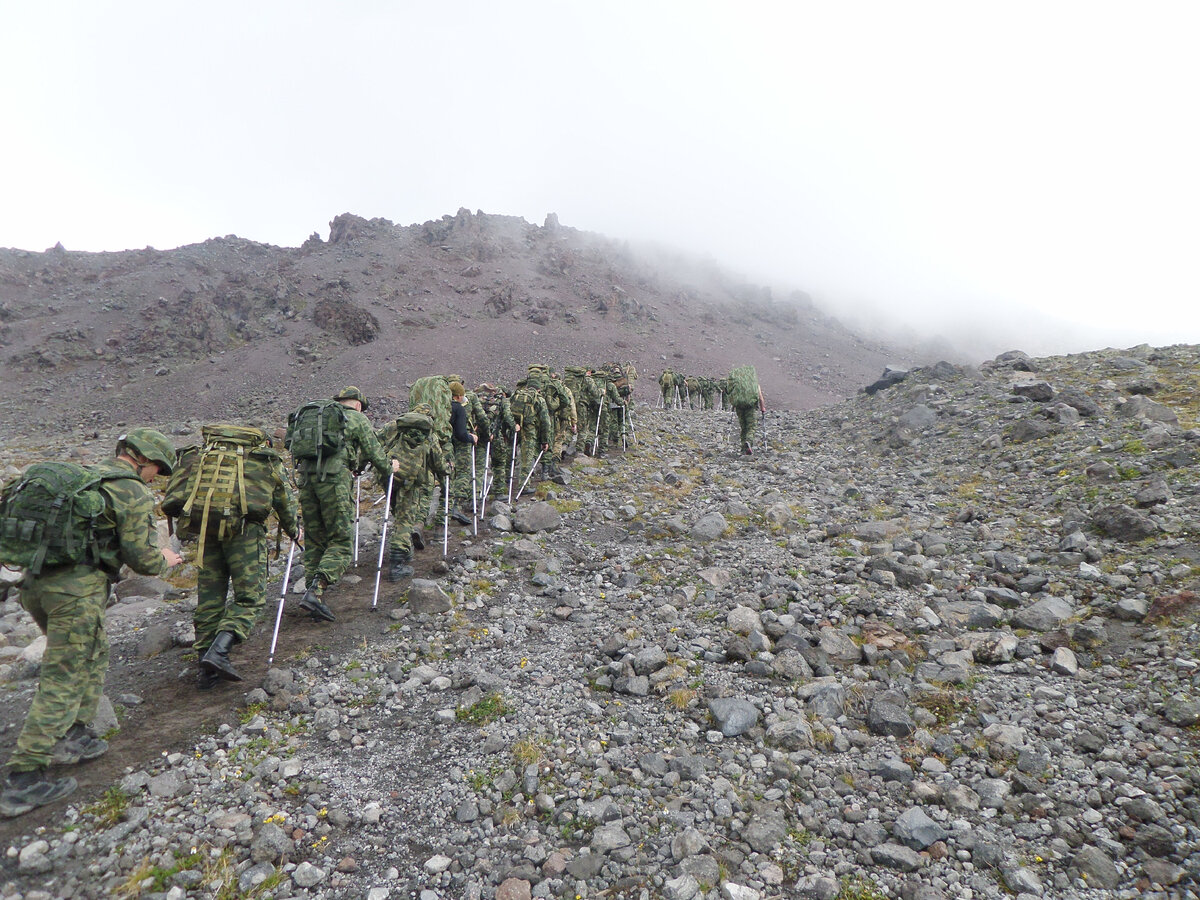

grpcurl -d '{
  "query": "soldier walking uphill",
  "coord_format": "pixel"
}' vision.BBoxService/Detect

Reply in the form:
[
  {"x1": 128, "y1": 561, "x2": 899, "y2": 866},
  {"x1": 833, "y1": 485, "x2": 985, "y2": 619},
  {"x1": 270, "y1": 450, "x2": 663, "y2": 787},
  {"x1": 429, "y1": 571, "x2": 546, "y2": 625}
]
[
  {"x1": 162, "y1": 425, "x2": 300, "y2": 690},
  {"x1": 286, "y1": 387, "x2": 399, "y2": 623},
  {"x1": 0, "y1": 429, "x2": 183, "y2": 817},
  {"x1": 448, "y1": 382, "x2": 480, "y2": 525},
  {"x1": 727, "y1": 365, "x2": 767, "y2": 455},
  {"x1": 476, "y1": 384, "x2": 518, "y2": 498},
  {"x1": 377, "y1": 407, "x2": 447, "y2": 579},
  {"x1": 507, "y1": 379, "x2": 551, "y2": 496}
]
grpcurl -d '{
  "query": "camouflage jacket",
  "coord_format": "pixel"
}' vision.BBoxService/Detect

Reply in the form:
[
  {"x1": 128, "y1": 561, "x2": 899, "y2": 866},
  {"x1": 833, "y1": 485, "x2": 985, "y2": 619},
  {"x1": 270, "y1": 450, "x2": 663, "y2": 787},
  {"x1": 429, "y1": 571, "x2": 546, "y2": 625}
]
[
  {"x1": 547, "y1": 379, "x2": 577, "y2": 428},
  {"x1": 509, "y1": 385, "x2": 552, "y2": 446},
  {"x1": 92, "y1": 458, "x2": 168, "y2": 580},
  {"x1": 479, "y1": 392, "x2": 517, "y2": 440},
  {"x1": 266, "y1": 454, "x2": 301, "y2": 539},
  {"x1": 465, "y1": 391, "x2": 491, "y2": 443},
  {"x1": 379, "y1": 421, "x2": 448, "y2": 493}
]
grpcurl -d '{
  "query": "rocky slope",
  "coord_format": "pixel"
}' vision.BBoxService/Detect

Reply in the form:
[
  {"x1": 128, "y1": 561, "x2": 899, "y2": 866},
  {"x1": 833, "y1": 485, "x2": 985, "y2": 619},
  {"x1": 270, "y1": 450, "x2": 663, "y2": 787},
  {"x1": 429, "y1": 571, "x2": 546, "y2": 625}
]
[
  {"x1": 0, "y1": 210, "x2": 905, "y2": 438},
  {"x1": 0, "y1": 342, "x2": 1198, "y2": 900}
]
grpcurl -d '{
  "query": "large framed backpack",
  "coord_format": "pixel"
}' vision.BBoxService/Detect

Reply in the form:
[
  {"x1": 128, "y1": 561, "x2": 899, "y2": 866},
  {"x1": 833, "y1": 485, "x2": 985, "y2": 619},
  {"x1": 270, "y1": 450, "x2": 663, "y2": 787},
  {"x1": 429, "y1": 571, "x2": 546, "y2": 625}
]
[
  {"x1": 728, "y1": 366, "x2": 760, "y2": 407},
  {"x1": 162, "y1": 425, "x2": 280, "y2": 560}
]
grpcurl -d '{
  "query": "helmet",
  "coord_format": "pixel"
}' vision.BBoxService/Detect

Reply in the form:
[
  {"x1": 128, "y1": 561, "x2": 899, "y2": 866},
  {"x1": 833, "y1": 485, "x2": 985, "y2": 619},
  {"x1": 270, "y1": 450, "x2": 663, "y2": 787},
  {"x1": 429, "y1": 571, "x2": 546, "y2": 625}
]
[
  {"x1": 334, "y1": 386, "x2": 369, "y2": 410},
  {"x1": 120, "y1": 428, "x2": 176, "y2": 475}
]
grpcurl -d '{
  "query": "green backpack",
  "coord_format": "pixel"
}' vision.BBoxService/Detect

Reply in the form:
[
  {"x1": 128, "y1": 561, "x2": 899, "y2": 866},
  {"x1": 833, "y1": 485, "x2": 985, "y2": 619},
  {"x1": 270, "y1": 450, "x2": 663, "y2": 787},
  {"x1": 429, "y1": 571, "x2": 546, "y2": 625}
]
[
  {"x1": 409, "y1": 376, "x2": 452, "y2": 439},
  {"x1": 728, "y1": 365, "x2": 760, "y2": 407},
  {"x1": 0, "y1": 462, "x2": 140, "y2": 576},
  {"x1": 509, "y1": 386, "x2": 539, "y2": 427},
  {"x1": 379, "y1": 413, "x2": 434, "y2": 489},
  {"x1": 286, "y1": 399, "x2": 347, "y2": 471},
  {"x1": 162, "y1": 425, "x2": 282, "y2": 561}
]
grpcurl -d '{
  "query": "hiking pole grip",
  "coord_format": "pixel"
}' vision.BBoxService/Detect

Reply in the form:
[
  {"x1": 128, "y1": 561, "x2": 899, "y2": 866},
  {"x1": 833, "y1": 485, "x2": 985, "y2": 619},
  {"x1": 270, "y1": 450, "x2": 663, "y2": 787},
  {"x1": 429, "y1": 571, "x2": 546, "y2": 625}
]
[
  {"x1": 268, "y1": 540, "x2": 297, "y2": 667},
  {"x1": 371, "y1": 471, "x2": 395, "y2": 610}
]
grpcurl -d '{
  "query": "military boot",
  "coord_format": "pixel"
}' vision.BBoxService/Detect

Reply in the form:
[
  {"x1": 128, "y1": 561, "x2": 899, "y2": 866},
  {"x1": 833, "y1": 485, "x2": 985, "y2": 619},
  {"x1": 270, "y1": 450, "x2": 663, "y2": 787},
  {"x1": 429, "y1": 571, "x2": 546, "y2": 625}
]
[
  {"x1": 0, "y1": 769, "x2": 76, "y2": 818},
  {"x1": 388, "y1": 549, "x2": 414, "y2": 581},
  {"x1": 197, "y1": 667, "x2": 221, "y2": 691},
  {"x1": 50, "y1": 724, "x2": 108, "y2": 765},
  {"x1": 200, "y1": 632, "x2": 243, "y2": 682},
  {"x1": 411, "y1": 530, "x2": 426, "y2": 551},
  {"x1": 299, "y1": 577, "x2": 335, "y2": 622}
]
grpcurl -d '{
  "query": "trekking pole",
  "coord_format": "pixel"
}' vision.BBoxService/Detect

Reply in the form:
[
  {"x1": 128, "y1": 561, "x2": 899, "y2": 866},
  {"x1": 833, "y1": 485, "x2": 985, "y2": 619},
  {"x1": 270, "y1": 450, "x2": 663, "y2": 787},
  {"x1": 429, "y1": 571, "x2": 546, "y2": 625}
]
[
  {"x1": 627, "y1": 405, "x2": 638, "y2": 445},
  {"x1": 507, "y1": 432, "x2": 518, "y2": 504},
  {"x1": 480, "y1": 441, "x2": 492, "y2": 522},
  {"x1": 371, "y1": 471, "x2": 395, "y2": 610},
  {"x1": 621, "y1": 406, "x2": 627, "y2": 452},
  {"x1": 268, "y1": 538, "x2": 299, "y2": 667},
  {"x1": 443, "y1": 475, "x2": 450, "y2": 557},
  {"x1": 516, "y1": 449, "x2": 544, "y2": 500},
  {"x1": 470, "y1": 443, "x2": 478, "y2": 536},
  {"x1": 591, "y1": 393, "x2": 605, "y2": 455},
  {"x1": 352, "y1": 475, "x2": 362, "y2": 566},
  {"x1": 760, "y1": 408, "x2": 766, "y2": 453}
]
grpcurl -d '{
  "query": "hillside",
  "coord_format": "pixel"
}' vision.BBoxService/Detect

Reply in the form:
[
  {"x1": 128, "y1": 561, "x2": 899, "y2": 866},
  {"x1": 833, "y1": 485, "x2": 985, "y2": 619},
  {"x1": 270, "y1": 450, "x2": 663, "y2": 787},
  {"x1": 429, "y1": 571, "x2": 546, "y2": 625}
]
[
  {"x1": 0, "y1": 210, "x2": 905, "y2": 440},
  {"x1": 0, "y1": 342, "x2": 1197, "y2": 898}
]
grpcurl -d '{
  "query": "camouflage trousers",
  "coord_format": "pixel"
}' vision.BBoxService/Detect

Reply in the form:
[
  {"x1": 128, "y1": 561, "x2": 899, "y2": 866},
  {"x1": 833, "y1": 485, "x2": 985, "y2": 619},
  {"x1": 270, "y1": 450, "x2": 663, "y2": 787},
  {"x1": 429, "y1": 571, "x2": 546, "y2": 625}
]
[
  {"x1": 735, "y1": 404, "x2": 758, "y2": 447},
  {"x1": 515, "y1": 436, "x2": 543, "y2": 495},
  {"x1": 298, "y1": 468, "x2": 354, "y2": 590},
  {"x1": 194, "y1": 524, "x2": 267, "y2": 653},
  {"x1": 580, "y1": 403, "x2": 604, "y2": 453},
  {"x1": 552, "y1": 416, "x2": 574, "y2": 459},
  {"x1": 10, "y1": 564, "x2": 109, "y2": 771},
  {"x1": 660, "y1": 384, "x2": 673, "y2": 406},
  {"x1": 604, "y1": 405, "x2": 625, "y2": 448},
  {"x1": 490, "y1": 435, "x2": 518, "y2": 499},
  {"x1": 451, "y1": 441, "x2": 481, "y2": 511},
  {"x1": 386, "y1": 481, "x2": 424, "y2": 557}
]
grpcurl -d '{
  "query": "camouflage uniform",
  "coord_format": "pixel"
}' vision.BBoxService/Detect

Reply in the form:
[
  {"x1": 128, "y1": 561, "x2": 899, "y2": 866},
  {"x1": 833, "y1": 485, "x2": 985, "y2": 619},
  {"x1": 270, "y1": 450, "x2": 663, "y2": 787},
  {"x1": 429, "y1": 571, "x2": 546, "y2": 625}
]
[
  {"x1": 547, "y1": 373, "x2": 577, "y2": 462},
  {"x1": 659, "y1": 370, "x2": 675, "y2": 407},
  {"x1": 378, "y1": 414, "x2": 448, "y2": 560},
  {"x1": 700, "y1": 377, "x2": 716, "y2": 410},
  {"x1": 509, "y1": 381, "x2": 551, "y2": 494},
  {"x1": 194, "y1": 451, "x2": 298, "y2": 656},
  {"x1": 10, "y1": 458, "x2": 166, "y2": 772},
  {"x1": 684, "y1": 376, "x2": 700, "y2": 409},
  {"x1": 476, "y1": 386, "x2": 516, "y2": 499},
  {"x1": 594, "y1": 373, "x2": 625, "y2": 453},
  {"x1": 409, "y1": 376, "x2": 453, "y2": 526},
  {"x1": 297, "y1": 407, "x2": 392, "y2": 591}
]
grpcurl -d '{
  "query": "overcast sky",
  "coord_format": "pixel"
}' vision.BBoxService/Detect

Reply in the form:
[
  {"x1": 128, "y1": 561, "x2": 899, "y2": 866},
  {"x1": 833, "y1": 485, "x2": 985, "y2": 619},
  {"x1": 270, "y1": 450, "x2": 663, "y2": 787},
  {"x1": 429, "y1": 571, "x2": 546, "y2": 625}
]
[{"x1": 3, "y1": 2, "x2": 1198, "y2": 359}]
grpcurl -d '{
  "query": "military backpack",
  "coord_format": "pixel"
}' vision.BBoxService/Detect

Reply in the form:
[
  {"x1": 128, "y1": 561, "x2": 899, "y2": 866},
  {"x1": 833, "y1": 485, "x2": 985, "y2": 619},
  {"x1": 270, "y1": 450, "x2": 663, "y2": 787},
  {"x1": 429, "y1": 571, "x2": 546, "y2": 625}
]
[
  {"x1": 285, "y1": 399, "x2": 347, "y2": 471},
  {"x1": 728, "y1": 365, "x2": 760, "y2": 407},
  {"x1": 0, "y1": 462, "x2": 140, "y2": 576},
  {"x1": 379, "y1": 413, "x2": 434, "y2": 490},
  {"x1": 162, "y1": 425, "x2": 282, "y2": 561},
  {"x1": 409, "y1": 376, "x2": 452, "y2": 437},
  {"x1": 509, "y1": 386, "x2": 539, "y2": 429}
]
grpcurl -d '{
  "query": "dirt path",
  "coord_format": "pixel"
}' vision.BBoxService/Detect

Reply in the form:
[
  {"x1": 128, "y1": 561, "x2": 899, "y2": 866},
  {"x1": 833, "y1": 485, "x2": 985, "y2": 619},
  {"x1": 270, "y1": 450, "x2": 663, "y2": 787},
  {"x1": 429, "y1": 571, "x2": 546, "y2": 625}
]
[{"x1": 0, "y1": 531, "x2": 465, "y2": 846}]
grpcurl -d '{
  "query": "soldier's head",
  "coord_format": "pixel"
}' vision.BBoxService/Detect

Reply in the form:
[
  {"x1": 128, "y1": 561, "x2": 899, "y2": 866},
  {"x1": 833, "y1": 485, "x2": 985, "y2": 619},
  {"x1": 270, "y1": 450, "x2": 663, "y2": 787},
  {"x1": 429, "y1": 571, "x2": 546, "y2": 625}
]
[
  {"x1": 116, "y1": 427, "x2": 176, "y2": 482},
  {"x1": 449, "y1": 381, "x2": 465, "y2": 400},
  {"x1": 334, "y1": 386, "x2": 369, "y2": 411}
]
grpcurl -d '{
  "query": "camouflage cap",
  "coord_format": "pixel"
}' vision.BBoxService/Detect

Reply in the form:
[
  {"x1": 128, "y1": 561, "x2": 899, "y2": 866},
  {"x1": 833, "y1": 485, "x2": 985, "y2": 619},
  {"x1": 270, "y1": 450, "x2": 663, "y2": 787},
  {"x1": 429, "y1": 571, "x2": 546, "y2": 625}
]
[
  {"x1": 444, "y1": 374, "x2": 464, "y2": 385},
  {"x1": 527, "y1": 364, "x2": 550, "y2": 375},
  {"x1": 334, "y1": 386, "x2": 369, "y2": 410},
  {"x1": 449, "y1": 381, "x2": 465, "y2": 398},
  {"x1": 120, "y1": 427, "x2": 176, "y2": 475},
  {"x1": 411, "y1": 401, "x2": 433, "y2": 417}
]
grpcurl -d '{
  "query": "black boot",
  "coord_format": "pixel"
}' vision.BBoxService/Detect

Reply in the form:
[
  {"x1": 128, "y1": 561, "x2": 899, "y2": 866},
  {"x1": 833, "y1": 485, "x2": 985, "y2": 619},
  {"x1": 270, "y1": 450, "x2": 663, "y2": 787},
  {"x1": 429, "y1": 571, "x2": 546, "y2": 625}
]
[
  {"x1": 197, "y1": 667, "x2": 221, "y2": 691},
  {"x1": 50, "y1": 724, "x2": 108, "y2": 765},
  {"x1": 411, "y1": 530, "x2": 426, "y2": 551},
  {"x1": 299, "y1": 587, "x2": 335, "y2": 622},
  {"x1": 0, "y1": 769, "x2": 76, "y2": 818},
  {"x1": 389, "y1": 548, "x2": 414, "y2": 581},
  {"x1": 451, "y1": 509, "x2": 472, "y2": 526},
  {"x1": 200, "y1": 631, "x2": 243, "y2": 682}
]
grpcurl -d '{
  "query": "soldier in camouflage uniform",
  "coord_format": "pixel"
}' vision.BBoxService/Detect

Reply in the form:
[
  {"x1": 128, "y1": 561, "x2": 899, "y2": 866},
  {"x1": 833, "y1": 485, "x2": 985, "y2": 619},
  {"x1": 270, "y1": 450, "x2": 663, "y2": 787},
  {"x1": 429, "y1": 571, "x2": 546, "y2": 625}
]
[
  {"x1": 659, "y1": 369, "x2": 675, "y2": 408},
  {"x1": 593, "y1": 366, "x2": 626, "y2": 456},
  {"x1": 1, "y1": 429, "x2": 182, "y2": 817},
  {"x1": 507, "y1": 379, "x2": 551, "y2": 497},
  {"x1": 193, "y1": 434, "x2": 299, "y2": 690},
  {"x1": 563, "y1": 367, "x2": 600, "y2": 454},
  {"x1": 699, "y1": 377, "x2": 717, "y2": 410},
  {"x1": 296, "y1": 387, "x2": 398, "y2": 623},
  {"x1": 408, "y1": 375, "x2": 453, "y2": 538},
  {"x1": 377, "y1": 408, "x2": 448, "y2": 579},
  {"x1": 547, "y1": 371, "x2": 578, "y2": 469},
  {"x1": 476, "y1": 384, "x2": 518, "y2": 499}
]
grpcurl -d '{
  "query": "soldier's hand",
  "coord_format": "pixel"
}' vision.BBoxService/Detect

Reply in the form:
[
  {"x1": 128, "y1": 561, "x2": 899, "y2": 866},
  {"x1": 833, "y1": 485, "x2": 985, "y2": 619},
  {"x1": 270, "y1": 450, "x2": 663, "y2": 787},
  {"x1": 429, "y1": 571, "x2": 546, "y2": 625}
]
[
  {"x1": 391, "y1": 458, "x2": 401, "y2": 473},
  {"x1": 541, "y1": 443, "x2": 549, "y2": 452},
  {"x1": 571, "y1": 424, "x2": 577, "y2": 433},
  {"x1": 471, "y1": 434, "x2": 478, "y2": 444},
  {"x1": 514, "y1": 423, "x2": 521, "y2": 432},
  {"x1": 163, "y1": 548, "x2": 183, "y2": 567}
]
